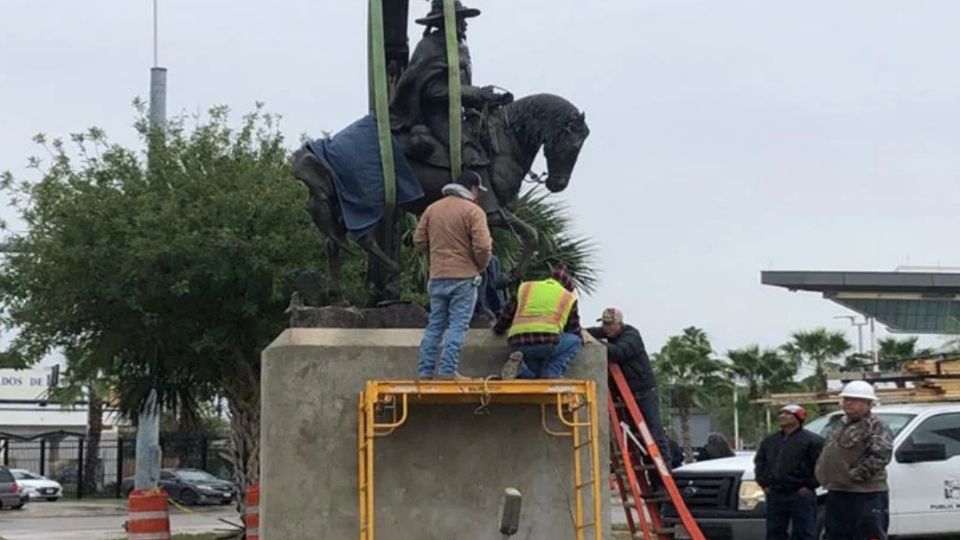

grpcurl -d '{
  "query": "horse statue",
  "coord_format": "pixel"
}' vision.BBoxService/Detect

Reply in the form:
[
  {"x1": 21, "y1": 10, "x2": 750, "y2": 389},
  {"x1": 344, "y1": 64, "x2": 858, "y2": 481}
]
[{"x1": 292, "y1": 93, "x2": 589, "y2": 304}]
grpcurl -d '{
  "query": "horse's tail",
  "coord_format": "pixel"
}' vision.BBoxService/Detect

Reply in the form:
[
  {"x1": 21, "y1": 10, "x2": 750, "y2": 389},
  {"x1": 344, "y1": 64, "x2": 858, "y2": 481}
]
[{"x1": 291, "y1": 146, "x2": 356, "y2": 255}]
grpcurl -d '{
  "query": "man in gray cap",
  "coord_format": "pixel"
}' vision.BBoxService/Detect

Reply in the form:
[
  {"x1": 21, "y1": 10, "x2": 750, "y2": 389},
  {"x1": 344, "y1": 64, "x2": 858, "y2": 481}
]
[
  {"x1": 587, "y1": 308, "x2": 671, "y2": 466},
  {"x1": 414, "y1": 171, "x2": 492, "y2": 380}
]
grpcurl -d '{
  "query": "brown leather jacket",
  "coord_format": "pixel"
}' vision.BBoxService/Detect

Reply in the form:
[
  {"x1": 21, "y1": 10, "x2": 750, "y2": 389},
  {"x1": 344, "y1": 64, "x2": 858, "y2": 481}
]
[{"x1": 414, "y1": 193, "x2": 492, "y2": 279}]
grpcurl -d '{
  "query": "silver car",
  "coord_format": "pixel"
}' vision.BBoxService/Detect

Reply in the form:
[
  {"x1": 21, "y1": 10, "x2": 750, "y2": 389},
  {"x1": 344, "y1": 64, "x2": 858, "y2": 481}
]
[{"x1": 0, "y1": 466, "x2": 27, "y2": 510}]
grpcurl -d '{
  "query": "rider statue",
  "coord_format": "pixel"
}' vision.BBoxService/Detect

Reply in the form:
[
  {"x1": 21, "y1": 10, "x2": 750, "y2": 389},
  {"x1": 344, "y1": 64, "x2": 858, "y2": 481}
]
[{"x1": 390, "y1": 0, "x2": 513, "y2": 172}]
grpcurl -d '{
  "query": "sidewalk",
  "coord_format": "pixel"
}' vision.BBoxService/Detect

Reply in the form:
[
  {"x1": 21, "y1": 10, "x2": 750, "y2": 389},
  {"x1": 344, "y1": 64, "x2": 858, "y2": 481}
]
[{"x1": 3, "y1": 499, "x2": 232, "y2": 520}]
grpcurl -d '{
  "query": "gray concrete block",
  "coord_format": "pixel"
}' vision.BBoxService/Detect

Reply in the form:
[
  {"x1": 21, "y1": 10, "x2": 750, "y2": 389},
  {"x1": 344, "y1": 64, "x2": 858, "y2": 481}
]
[{"x1": 261, "y1": 329, "x2": 610, "y2": 540}]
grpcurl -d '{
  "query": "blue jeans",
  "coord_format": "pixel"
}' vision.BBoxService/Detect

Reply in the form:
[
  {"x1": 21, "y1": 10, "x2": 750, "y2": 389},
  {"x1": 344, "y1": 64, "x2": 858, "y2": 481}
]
[
  {"x1": 825, "y1": 491, "x2": 888, "y2": 540},
  {"x1": 633, "y1": 387, "x2": 672, "y2": 469},
  {"x1": 511, "y1": 332, "x2": 582, "y2": 379},
  {"x1": 418, "y1": 278, "x2": 478, "y2": 377},
  {"x1": 766, "y1": 490, "x2": 817, "y2": 540}
]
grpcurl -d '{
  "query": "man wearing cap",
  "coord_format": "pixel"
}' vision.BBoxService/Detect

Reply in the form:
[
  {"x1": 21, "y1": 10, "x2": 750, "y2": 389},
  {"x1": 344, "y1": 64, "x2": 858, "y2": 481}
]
[
  {"x1": 414, "y1": 171, "x2": 492, "y2": 379},
  {"x1": 391, "y1": 0, "x2": 512, "y2": 166},
  {"x1": 587, "y1": 309, "x2": 672, "y2": 466},
  {"x1": 816, "y1": 381, "x2": 893, "y2": 540},
  {"x1": 493, "y1": 265, "x2": 582, "y2": 379},
  {"x1": 754, "y1": 404, "x2": 823, "y2": 540}
]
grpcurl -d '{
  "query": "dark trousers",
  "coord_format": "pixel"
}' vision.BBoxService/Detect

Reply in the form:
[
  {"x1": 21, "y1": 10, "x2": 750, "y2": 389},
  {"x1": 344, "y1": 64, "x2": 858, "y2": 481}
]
[
  {"x1": 766, "y1": 491, "x2": 817, "y2": 540},
  {"x1": 825, "y1": 491, "x2": 889, "y2": 540},
  {"x1": 633, "y1": 387, "x2": 672, "y2": 468}
]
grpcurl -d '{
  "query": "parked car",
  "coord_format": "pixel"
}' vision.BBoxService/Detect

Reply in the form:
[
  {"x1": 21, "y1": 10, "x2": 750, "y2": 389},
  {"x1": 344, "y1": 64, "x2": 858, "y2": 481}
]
[
  {"x1": 11, "y1": 469, "x2": 63, "y2": 501},
  {"x1": 0, "y1": 466, "x2": 27, "y2": 510},
  {"x1": 665, "y1": 403, "x2": 960, "y2": 539},
  {"x1": 122, "y1": 468, "x2": 234, "y2": 505}
]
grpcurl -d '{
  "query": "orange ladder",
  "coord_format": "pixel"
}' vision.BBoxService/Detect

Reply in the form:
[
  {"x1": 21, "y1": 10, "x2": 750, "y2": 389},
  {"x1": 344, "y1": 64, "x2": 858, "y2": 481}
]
[{"x1": 608, "y1": 364, "x2": 705, "y2": 540}]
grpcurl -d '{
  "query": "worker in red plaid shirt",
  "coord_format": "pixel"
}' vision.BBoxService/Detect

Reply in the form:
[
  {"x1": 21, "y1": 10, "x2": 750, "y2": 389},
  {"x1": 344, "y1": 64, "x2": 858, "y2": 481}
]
[{"x1": 493, "y1": 265, "x2": 582, "y2": 379}]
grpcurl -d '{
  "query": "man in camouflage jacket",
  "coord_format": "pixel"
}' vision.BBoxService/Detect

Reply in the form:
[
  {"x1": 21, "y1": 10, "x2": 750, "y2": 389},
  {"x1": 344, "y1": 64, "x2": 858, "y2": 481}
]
[{"x1": 815, "y1": 381, "x2": 893, "y2": 540}]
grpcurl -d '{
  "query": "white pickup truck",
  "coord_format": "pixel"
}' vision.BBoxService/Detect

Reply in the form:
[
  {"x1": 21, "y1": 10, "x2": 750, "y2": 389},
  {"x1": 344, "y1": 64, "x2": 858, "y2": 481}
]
[{"x1": 665, "y1": 403, "x2": 960, "y2": 539}]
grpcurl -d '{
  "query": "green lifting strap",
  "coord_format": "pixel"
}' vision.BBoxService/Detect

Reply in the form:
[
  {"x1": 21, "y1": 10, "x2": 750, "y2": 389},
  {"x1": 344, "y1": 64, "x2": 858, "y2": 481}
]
[
  {"x1": 443, "y1": 0, "x2": 463, "y2": 179},
  {"x1": 368, "y1": 0, "x2": 397, "y2": 246}
]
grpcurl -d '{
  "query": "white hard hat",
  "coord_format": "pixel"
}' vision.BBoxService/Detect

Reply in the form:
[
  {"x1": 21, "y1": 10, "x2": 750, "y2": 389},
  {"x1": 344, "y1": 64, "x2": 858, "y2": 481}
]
[{"x1": 839, "y1": 380, "x2": 878, "y2": 402}]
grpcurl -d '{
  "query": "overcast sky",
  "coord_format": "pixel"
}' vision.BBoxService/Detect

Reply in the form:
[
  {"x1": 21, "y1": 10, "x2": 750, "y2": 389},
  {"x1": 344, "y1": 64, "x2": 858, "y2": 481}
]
[{"x1": 2, "y1": 0, "x2": 957, "y2": 356}]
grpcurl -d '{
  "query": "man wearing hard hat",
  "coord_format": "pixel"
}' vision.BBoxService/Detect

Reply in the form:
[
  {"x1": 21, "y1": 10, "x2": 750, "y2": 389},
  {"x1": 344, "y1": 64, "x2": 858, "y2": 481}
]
[
  {"x1": 754, "y1": 404, "x2": 823, "y2": 540},
  {"x1": 816, "y1": 381, "x2": 894, "y2": 540}
]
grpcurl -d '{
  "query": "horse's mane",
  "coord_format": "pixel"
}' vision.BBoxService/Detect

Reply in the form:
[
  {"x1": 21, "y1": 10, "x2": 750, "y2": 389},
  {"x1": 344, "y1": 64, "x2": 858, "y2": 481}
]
[{"x1": 506, "y1": 94, "x2": 581, "y2": 149}]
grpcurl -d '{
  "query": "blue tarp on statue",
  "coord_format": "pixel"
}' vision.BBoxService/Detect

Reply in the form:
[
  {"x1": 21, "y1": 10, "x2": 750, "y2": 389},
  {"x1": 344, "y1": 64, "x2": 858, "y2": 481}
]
[{"x1": 306, "y1": 114, "x2": 423, "y2": 236}]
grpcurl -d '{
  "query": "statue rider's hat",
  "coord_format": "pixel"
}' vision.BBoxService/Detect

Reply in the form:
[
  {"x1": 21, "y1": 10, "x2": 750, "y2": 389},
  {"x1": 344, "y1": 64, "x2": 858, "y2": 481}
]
[{"x1": 415, "y1": 0, "x2": 481, "y2": 26}]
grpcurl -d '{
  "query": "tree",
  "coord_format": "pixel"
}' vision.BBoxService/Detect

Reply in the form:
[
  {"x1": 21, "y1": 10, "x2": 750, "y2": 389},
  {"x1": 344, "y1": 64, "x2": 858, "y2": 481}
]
[
  {"x1": 726, "y1": 346, "x2": 799, "y2": 443},
  {"x1": 878, "y1": 336, "x2": 930, "y2": 370},
  {"x1": 781, "y1": 329, "x2": 851, "y2": 413},
  {"x1": 653, "y1": 327, "x2": 728, "y2": 463},
  {"x1": 0, "y1": 105, "x2": 324, "y2": 503}
]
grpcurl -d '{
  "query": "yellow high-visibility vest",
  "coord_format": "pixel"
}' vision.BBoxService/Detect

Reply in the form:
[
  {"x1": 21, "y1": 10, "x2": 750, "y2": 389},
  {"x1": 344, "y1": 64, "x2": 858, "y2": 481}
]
[{"x1": 507, "y1": 278, "x2": 577, "y2": 338}]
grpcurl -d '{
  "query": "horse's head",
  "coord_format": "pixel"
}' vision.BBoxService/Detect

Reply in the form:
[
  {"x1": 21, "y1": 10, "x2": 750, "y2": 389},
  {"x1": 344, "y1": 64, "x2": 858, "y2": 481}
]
[{"x1": 543, "y1": 111, "x2": 590, "y2": 193}]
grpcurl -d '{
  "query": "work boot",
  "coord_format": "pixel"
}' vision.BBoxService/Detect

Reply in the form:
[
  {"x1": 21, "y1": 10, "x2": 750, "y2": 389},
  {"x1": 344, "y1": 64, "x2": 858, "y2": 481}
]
[
  {"x1": 436, "y1": 371, "x2": 471, "y2": 381},
  {"x1": 501, "y1": 351, "x2": 523, "y2": 380}
]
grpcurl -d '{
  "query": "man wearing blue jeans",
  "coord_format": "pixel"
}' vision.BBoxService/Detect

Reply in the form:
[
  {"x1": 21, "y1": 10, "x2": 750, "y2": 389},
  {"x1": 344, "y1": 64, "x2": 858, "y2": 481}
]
[
  {"x1": 493, "y1": 266, "x2": 582, "y2": 379},
  {"x1": 414, "y1": 171, "x2": 492, "y2": 379}
]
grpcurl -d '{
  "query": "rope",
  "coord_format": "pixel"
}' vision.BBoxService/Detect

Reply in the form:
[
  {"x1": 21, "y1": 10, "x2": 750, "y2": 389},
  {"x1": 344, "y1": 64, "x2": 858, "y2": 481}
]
[
  {"x1": 368, "y1": 0, "x2": 397, "y2": 255},
  {"x1": 443, "y1": 0, "x2": 462, "y2": 179},
  {"x1": 474, "y1": 376, "x2": 495, "y2": 415}
]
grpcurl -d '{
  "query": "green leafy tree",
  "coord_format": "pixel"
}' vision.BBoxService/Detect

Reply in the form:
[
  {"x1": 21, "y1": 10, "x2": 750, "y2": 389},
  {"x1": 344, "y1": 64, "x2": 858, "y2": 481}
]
[
  {"x1": 653, "y1": 327, "x2": 728, "y2": 463},
  {"x1": 781, "y1": 329, "x2": 851, "y2": 413},
  {"x1": 726, "y1": 346, "x2": 799, "y2": 443},
  {"x1": 0, "y1": 105, "x2": 324, "y2": 499},
  {"x1": 878, "y1": 336, "x2": 930, "y2": 370}
]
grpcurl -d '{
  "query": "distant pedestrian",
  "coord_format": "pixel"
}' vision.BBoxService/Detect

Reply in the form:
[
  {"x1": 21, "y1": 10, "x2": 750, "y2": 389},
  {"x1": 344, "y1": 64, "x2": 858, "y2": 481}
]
[
  {"x1": 816, "y1": 382, "x2": 893, "y2": 540},
  {"x1": 696, "y1": 433, "x2": 735, "y2": 461},
  {"x1": 667, "y1": 436, "x2": 685, "y2": 470},
  {"x1": 414, "y1": 171, "x2": 492, "y2": 380},
  {"x1": 755, "y1": 404, "x2": 823, "y2": 540}
]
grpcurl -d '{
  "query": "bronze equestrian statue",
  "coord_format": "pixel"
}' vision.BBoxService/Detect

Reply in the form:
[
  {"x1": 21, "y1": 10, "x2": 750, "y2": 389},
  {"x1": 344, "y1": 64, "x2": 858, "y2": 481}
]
[{"x1": 292, "y1": 0, "x2": 590, "y2": 304}]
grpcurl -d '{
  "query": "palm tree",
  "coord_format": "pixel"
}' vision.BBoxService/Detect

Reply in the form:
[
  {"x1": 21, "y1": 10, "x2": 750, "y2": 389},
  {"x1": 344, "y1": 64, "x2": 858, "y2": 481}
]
[
  {"x1": 781, "y1": 329, "x2": 851, "y2": 413},
  {"x1": 654, "y1": 327, "x2": 728, "y2": 463},
  {"x1": 878, "y1": 336, "x2": 930, "y2": 370},
  {"x1": 726, "y1": 346, "x2": 799, "y2": 443}
]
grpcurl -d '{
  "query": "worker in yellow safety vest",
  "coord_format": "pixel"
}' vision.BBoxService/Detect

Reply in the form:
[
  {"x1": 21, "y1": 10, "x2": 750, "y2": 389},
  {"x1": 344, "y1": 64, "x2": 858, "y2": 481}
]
[{"x1": 492, "y1": 265, "x2": 582, "y2": 379}]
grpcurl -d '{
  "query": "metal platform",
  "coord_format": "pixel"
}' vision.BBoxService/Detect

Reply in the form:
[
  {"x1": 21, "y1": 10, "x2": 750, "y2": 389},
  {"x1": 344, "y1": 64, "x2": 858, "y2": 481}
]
[{"x1": 358, "y1": 378, "x2": 604, "y2": 540}]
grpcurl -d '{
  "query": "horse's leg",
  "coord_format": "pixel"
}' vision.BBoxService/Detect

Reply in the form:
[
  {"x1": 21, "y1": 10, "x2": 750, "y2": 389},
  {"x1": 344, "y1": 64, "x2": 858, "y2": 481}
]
[
  {"x1": 487, "y1": 208, "x2": 539, "y2": 288},
  {"x1": 355, "y1": 233, "x2": 402, "y2": 274}
]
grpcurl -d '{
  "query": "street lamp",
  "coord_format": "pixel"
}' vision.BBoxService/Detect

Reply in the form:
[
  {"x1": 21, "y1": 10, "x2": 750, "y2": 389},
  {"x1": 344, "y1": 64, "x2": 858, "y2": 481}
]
[{"x1": 834, "y1": 315, "x2": 866, "y2": 356}]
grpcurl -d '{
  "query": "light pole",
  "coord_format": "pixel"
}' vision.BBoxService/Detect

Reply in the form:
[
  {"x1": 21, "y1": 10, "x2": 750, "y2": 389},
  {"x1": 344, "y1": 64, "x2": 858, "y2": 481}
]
[
  {"x1": 834, "y1": 315, "x2": 866, "y2": 356},
  {"x1": 134, "y1": 0, "x2": 165, "y2": 492}
]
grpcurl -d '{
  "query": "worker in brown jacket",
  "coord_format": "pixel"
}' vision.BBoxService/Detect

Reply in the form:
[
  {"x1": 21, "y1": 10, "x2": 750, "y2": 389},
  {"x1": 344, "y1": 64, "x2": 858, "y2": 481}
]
[{"x1": 413, "y1": 170, "x2": 492, "y2": 379}]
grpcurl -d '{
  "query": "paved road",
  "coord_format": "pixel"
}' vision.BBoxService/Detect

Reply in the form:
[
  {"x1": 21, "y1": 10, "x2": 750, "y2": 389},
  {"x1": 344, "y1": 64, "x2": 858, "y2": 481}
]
[{"x1": 0, "y1": 501, "x2": 240, "y2": 540}]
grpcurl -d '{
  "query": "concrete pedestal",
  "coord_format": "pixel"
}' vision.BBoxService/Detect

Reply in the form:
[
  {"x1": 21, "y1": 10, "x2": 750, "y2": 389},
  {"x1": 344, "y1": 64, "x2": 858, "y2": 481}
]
[{"x1": 261, "y1": 329, "x2": 610, "y2": 540}]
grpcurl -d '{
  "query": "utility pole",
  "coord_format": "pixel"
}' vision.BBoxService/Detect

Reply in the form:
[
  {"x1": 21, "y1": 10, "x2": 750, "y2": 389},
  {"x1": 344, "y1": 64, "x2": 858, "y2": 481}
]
[{"x1": 134, "y1": 0, "x2": 165, "y2": 491}]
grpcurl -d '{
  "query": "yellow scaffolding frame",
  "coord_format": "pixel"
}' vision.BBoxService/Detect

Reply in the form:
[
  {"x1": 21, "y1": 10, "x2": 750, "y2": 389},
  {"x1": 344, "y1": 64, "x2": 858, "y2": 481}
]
[{"x1": 358, "y1": 379, "x2": 603, "y2": 540}]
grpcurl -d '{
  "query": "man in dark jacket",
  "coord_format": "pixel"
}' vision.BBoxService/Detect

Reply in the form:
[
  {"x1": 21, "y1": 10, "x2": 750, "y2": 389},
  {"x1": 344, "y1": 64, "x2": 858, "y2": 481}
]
[
  {"x1": 587, "y1": 308, "x2": 671, "y2": 466},
  {"x1": 755, "y1": 404, "x2": 823, "y2": 540}
]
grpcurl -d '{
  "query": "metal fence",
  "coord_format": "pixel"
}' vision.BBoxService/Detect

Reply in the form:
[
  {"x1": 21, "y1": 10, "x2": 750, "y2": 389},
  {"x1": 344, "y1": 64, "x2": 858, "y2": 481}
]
[{"x1": 0, "y1": 434, "x2": 234, "y2": 498}]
